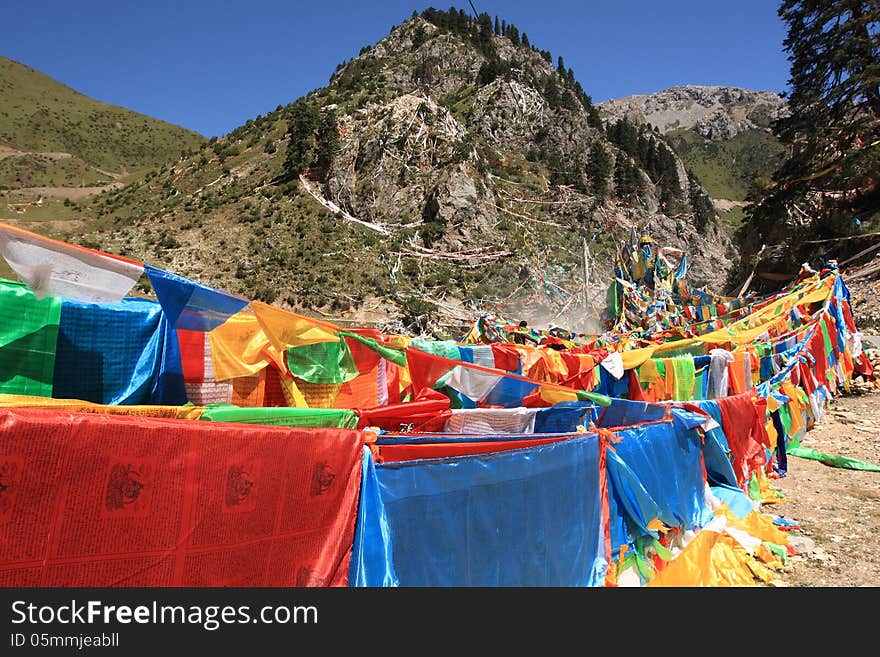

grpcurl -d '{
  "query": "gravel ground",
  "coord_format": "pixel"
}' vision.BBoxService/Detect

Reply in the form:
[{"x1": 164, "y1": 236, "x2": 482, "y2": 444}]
[{"x1": 767, "y1": 387, "x2": 880, "y2": 587}]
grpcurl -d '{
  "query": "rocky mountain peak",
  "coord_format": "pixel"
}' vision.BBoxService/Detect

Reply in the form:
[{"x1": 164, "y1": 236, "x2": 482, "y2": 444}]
[
  {"x1": 41, "y1": 9, "x2": 740, "y2": 333},
  {"x1": 599, "y1": 85, "x2": 788, "y2": 140}
]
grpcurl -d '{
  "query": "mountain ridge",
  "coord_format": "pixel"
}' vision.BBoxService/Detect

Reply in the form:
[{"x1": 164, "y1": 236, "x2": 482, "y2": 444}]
[
  {"x1": 2, "y1": 11, "x2": 745, "y2": 334},
  {"x1": 0, "y1": 55, "x2": 205, "y2": 203},
  {"x1": 599, "y1": 84, "x2": 789, "y2": 205},
  {"x1": 598, "y1": 84, "x2": 788, "y2": 140}
]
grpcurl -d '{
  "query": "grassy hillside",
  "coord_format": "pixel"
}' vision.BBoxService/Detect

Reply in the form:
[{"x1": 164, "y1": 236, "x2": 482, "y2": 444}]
[
  {"x1": 0, "y1": 12, "x2": 738, "y2": 332},
  {"x1": 665, "y1": 128, "x2": 786, "y2": 201},
  {"x1": 0, "y1": 56, "x2": 205, "y2": 188}
]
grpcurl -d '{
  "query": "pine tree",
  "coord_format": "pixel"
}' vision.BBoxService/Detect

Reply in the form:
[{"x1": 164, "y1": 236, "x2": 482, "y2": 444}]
[
  {"x1": 614, "y1": 157, "x2": 641, "y2": 199},
  {"x1": 315, "y1": 110, "x2": 339, "y2": 173},
  {"x1": 521, "y1": 32, "x2": 530, "y2": 47},
  {"x1": 557, "y1": 56, "x2": 566, "y2": 76},
  {"x1": 494, "y1": 16, "x2": 500, "y2": 35},
  {"x1": 745, "y1": 0, "x2": 880, "y2": 266},
  {"x1": 689, "y1": 174, "x2": 717, "y2": 231},
  {"x1": 283, "y1": 99, "x2": 320, "y2": 177},
  {"x1": 587, "y1": 141, "x2": 613, "y2": 197}
]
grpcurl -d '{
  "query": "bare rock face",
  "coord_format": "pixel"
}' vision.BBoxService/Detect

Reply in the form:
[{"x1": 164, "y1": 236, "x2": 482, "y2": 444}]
[
  {"x1": 326, "y1": 93, "x2": 498, "y2": 244},
  {"x1": 599, "y1": 85, "x2": 788, "y2": 140},
  {"x1": 470, "y1": 78, "x2": 549, "y2": 148},
  {"x1": 322, "y1": 19, "x2": 740, "y2": 292}
]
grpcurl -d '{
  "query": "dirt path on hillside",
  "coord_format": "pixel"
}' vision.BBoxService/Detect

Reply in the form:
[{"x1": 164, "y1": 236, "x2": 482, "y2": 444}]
[
  {"x1": 769, "y1": 388, "x2": 880, "y2": 587},
  {"x1": 6, "y1": 183, "x2": 124, "y2": 199}
]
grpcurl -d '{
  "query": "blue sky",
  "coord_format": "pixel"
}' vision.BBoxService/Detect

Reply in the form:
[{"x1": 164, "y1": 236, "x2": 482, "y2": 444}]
[{"x1": 3, "y1": 1, "x2": 790, "y2": 138}]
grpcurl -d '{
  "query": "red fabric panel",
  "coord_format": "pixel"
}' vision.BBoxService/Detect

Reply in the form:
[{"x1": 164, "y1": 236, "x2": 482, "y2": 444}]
[
  {"x1": 798, "y1": 360, "x2": 816, "y2": 395},
  {"x1": 355, "y1": 398, "x2": 451, "y2": 432},
  {"x1": 841, "y1": 298, "x2": 858, "y2": 334},
  {"x1": 263, "y1": 364, "x2": 289, "y2": 407},
  {"x1": 825, "y1": 316, "x2": 841, "y2": 358},
  {"x1": 385, "y1": 361, "x2": 401, "y2": 404},
  {"x1": 377, "y1": 436, "x2": 569, "y2": 462},
  {"x1": 714, "y1": 392, "x2": 769, "y2": 488},
  {"x1": 855, "y1": 352, "x2": 873, "y2": 377},
  {"x1": 808, "y1": 328, "x2": 829, "y2": 384},
  {"x1": 343, "y1": 328, "x2": 382, "y2": 374},
  {"x1": 627, "y1": 369, "x2": 646, "y2": 401},
  {"x1": 560, "y1": 352, "x2": 599, "y2": 390},
  {"x1": 176, "y1": 329, "x2": 205, "y2": 382},
  {"x1": 405, "y1": 348, "x2": 456, "y2": 397},
  {"x1": 335, "y1": 365, "x2": 380, "y2": 409},
  {"x1": 490, "y1": 343, "x2": 521, "y2": 372},
  {"x1": 0, "y1": 407, "x2": 363, "y2": 586}
]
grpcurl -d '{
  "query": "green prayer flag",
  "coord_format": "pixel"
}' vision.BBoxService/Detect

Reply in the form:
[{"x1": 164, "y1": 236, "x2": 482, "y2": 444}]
[
  {"x1": 788, "y1": 446, "x2": 880, "y2": 472},
  {"x1": 200, "y1": 404, "x2": 358, "y2": 429},
  {"x1": 338, "y1": 330, "x2": 408, "y2": 367},
  {"x1": 285, "y1": 338, "x2": 360, "y2": 384},
  {"x1": 0, "y1": 278, "x2": 61, "y2": 397},
  {"x1": 410, "y1": 337, "x2": 461, "y2": 359}
]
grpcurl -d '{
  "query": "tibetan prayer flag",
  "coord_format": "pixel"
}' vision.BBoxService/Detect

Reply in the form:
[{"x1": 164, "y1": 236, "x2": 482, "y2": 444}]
[
  {"x1": 285, "y1": 339, "x2": 360, "y2": 385},
  {"x1": 145, "y1": 264, "x2": 248, "y2": 332},
  {"x1": 208, "y1": 312, "x2": 282, "y2": 381},
  {"x1": 0, "y1": 221, "x2": 143, "y2": 303},
  {"x1": 0, "y1": 407, "x2": 363, "y2": 586},
  {"x1": 251, "y1": 301, "x2": 339, "y2": 353},
  {"x1": 0, "y1": 279, "x2": 60, "y2": 397}
]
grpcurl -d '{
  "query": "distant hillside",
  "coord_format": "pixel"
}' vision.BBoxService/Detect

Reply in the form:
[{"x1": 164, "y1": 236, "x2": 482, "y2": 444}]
[
  {"x1": 0, "y1": 56, "x2": 205, "y2": 191},
  {"x1": 9, "y1": 11, "x2": 738, "y2": 334},
  {"x1": 664, "y1": 128, "x2": 787, "y2": 201},
  {"x1": 599, "y1": 86, "x2": 788, "y2": 206}
]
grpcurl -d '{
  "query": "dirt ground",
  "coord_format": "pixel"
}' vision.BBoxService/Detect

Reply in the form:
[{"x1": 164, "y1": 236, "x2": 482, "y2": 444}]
[{"x1": 766, "y1": 387, "x2": 880, "y2": 587}]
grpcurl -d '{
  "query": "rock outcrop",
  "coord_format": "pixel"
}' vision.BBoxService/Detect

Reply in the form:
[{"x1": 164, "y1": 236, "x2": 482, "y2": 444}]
[{"x1": 599, "y1": 85, "x2": 788, "y2": 140}]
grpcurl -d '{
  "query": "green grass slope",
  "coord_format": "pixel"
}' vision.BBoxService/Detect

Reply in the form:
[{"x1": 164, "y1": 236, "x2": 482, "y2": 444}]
[
  {"x1": 665, "y1": 128, "x2": 786, "y2": 201},
  {"x1": 0, "y1": 56, "x2": 206, "y2": 187}
]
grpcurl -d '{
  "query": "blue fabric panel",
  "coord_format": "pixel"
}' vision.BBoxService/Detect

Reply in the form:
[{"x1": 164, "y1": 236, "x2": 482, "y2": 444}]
[
  {"x1": 457, "y1": 346, "x2": 475, "y2": 363},
  {"x1": 376, "y1": 432, "x2": 578, "y2": 445},
  {"x1": 760, "y1": 355, "x2": 775, "y2": 381},
  {"x1": 689, "y1": 400, "x2": 738, "y2": 487},
  {"x1": 53, "y1": 296, "x2": 186, "y2": 405},
  {"x1": 596, "y1": 397, "x2": 667, "y2": 428},
  {"x1": 694, "y1": 355, "x2": 711, "y2": 401},
  {"x1": 710, "y1": 484, "x2": 756, "y2": 518},
  {"x1": 349, "y1": 448, "x2": 399, "y2": 587},
  {"x1": 594, "y1": 366, "x2": 630, "y2": 398},
  {"x1": 605, "y1": 448, "x2": 663, "y2": 553},
  {"x1": 375, "y1": 435, "x2": 606, "y2": 586},
  {"x1": 533, "y1": 402, "x2": 597, "y2": 433},
  {"x1": 481, "y1": 376, "x2": 538, "y2": 408},
  {"x1": 833, "y1": 272, "x2": 851, "y2": 303},
  {"x1": 769, "y1": 326, "x2": 816, "y2": 385},
  {"x1": 771, "y1": 409, "x2": 788, "y2": 477},
  {"x1": 145, "y1": 264, "x2": 248, "y2": 332},
  {"x1": 606, "y1": 419, "x2": 711, "y2": 556},
  {"x1": 693, "y1": 355, "x2": 711, "y2": 371}
]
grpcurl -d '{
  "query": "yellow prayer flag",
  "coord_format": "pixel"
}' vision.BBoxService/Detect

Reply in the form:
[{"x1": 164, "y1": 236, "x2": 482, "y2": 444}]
[
  {"x1": 539, "y1": 387, "x2": 579, "y2": 404},
  {"x1": 208, "y1": 311, "x2": 284, "y2": 381},
  {"x1": 619, "y1": 346, "x2": 658, "y2": 370},
  {"x1": 251, "y1": 301, "x2": 340, "y2": 353}
]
